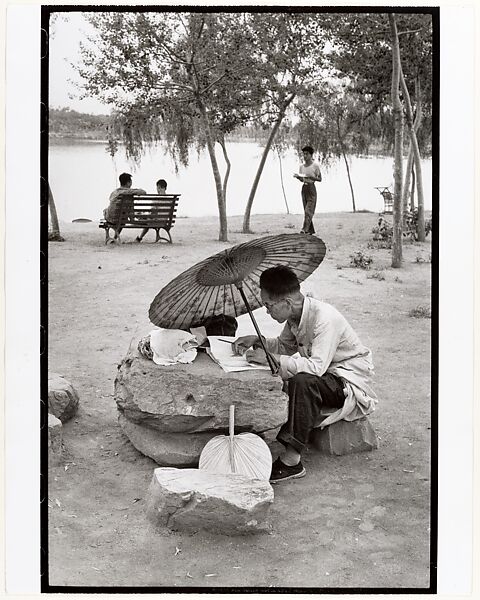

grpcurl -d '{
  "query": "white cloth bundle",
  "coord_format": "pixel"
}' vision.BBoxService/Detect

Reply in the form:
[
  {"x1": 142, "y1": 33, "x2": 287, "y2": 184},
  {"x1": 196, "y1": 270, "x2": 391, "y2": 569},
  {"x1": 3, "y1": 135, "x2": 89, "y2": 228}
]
[{"x1": 149, "y1": 328, "x2": 198, "y2": 366}]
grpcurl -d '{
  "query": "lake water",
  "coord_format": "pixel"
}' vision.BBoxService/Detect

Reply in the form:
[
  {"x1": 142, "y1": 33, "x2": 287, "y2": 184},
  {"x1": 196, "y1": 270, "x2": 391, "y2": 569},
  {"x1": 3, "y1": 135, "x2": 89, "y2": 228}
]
[{"x1": 48, "y1": 139, "x2": 432, "y2": 223}]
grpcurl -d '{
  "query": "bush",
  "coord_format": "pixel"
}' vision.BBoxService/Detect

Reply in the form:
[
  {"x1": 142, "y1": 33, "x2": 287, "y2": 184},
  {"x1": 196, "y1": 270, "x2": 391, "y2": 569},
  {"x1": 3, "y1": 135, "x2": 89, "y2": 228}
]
[
  {"x1": 350, "y1": 250, "x2": 373, "y2": 269},
  {"x1": 409, "y1": 305, "x2": 431, "y2": 319},
  {"x1": 372, "y1": 216, "x2": 393, "y2": 242}
]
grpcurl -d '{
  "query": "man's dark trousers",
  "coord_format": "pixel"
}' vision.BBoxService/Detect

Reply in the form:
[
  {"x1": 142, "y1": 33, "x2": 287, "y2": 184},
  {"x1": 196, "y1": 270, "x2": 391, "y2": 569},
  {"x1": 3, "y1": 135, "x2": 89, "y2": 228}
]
[
  {"x1": 301, "y1": 183, "x2": 317, "y2": 234},
  {"x1": 277, "y1": 372, "x2": 346, "y2": 453}
]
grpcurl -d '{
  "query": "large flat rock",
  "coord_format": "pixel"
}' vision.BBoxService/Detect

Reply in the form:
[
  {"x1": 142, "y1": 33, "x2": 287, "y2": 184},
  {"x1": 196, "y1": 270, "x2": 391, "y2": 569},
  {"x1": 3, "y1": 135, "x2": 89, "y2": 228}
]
[
  {"x1": 146, "y1": 467, "x2": 274, "y2": 535},
  {"x1": 115, "y1": 352, "x2": 287, "y2": 434}
]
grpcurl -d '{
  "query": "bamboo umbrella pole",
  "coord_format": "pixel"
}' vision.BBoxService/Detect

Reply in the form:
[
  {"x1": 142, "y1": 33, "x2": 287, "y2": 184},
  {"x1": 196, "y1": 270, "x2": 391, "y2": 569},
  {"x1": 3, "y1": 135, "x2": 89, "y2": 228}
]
[{"x1": 236, "y1": 284, "x2": 279, "y2": 375}]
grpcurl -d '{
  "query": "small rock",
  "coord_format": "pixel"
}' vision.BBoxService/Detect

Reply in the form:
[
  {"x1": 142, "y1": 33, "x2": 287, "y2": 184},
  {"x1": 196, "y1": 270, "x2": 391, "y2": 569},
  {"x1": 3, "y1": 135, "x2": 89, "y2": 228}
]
[
  {"x1": 48, "y1": 414, "x2": 63, "y2": 464},
  {"x1": 310, "y1": 418, "x2": 378, "y2": 456},
  {"x1": 48, "y1": 373, "x2": 80, "y2": 423},
  {"x1": 145, "y1": 468, "x2": 274, "y2": 535}
]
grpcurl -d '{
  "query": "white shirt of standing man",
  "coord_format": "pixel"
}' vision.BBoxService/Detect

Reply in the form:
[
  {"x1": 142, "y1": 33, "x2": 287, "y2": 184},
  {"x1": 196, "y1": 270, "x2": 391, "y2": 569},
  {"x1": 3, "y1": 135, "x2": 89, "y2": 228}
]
[{"x1": 294, "y1": 148, "x2": 322, "y2": 184}]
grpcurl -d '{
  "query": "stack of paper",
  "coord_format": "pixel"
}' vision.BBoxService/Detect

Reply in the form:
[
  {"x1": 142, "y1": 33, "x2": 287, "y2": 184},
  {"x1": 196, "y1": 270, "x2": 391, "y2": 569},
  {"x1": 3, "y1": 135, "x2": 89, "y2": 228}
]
[{"x1": 206, "y1": 336, "x2": 270, "y2": 373}]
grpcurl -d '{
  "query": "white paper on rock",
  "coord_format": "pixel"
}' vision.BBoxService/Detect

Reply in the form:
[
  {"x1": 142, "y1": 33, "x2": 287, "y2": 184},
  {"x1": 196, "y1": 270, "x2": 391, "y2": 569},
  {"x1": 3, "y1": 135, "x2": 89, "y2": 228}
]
[
  {"x1": 149, "y1": 328, "x2": 198, "y2": 365},
  {"x1": 206, "y1": 336, "x2": 270, "y2": 373}
]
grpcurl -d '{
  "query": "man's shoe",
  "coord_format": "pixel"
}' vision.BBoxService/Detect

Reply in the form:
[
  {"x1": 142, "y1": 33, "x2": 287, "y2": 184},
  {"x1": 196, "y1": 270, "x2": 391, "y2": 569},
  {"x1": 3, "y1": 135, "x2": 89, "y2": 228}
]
[{"x1": 270, "y1": 458, "x2": 306, "y2": 483}]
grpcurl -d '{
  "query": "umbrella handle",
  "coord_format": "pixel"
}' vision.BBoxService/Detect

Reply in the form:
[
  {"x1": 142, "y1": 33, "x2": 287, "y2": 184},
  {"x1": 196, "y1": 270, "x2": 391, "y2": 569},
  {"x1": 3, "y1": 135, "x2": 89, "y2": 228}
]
[
  {"x1": 236, "y1": 286, "x2": 279, "y2": 375},
  {"x1": 229, "y1": 405, "x2": 236, "y2": 473}
]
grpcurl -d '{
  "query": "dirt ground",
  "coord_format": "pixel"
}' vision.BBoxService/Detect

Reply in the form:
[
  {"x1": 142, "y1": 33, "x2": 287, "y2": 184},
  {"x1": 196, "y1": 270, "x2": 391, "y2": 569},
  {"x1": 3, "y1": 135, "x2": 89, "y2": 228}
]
[{"x1": 47, "y1": 211, "x2": 433, "y2": 589}]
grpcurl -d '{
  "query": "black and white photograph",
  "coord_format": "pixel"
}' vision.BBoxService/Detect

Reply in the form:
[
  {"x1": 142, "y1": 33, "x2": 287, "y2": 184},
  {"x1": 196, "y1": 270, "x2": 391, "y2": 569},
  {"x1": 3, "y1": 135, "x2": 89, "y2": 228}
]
[{"x1": 3, "y1": 2, "x2": 476, "y2": 595}]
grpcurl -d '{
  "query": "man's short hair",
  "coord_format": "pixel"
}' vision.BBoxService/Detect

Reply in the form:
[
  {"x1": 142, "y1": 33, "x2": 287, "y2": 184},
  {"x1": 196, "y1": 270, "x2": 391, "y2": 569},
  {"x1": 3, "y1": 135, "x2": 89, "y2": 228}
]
[
  {"x1": 301, "y1": 145, "x2": 314, "y2": 155},
  {"x1": 119, "y1": 172, "x2": 132, "y2": 186},
  {"x1": 156, "y1": 179, "x2": 168, "y2": 189},
  {"x1": 260, "y1": 266, "x2": 300, "y2": 298}
]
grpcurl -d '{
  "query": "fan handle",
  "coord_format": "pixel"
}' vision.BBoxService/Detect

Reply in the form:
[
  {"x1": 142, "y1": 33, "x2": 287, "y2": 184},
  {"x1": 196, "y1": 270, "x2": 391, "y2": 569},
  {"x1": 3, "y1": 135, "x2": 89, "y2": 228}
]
[{"x1": 229, "y1": 405, "x2": 236, "y2": 473}]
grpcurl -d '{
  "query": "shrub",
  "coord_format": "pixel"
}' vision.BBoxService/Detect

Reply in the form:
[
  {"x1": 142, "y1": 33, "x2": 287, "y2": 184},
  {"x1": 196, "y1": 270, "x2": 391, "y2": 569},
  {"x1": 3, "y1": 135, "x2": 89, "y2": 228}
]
[
  {"x1": 372, "y1": 216, "x2": 393, "y2": 242},
  {"x1": 350, "y1": 250, "x2": 373, "y2": 269},
  {"x1": 409, "y1": 305, "x2": 431, "y2": 318}
]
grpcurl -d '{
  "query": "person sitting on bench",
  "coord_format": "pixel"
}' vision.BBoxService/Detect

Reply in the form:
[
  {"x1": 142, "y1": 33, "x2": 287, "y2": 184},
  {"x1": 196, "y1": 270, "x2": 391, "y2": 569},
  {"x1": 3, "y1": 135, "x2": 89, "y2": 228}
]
[
  {"x1": 103, "y1": 172, "x2": 146, "y2": 229},
  {"x1": 135, "y1": 179, "x2": 168, "y2": 243},
  {"x1": 232, "y1": 266, "x2": 378, "y2": 483}
]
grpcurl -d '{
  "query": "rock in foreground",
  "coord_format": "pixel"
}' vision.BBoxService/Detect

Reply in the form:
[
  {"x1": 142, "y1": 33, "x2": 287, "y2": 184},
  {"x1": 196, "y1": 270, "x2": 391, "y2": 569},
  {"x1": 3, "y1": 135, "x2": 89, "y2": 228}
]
[
  {"x1": 146, "y1": 468, "x2": 274, "y2": 535},
  {"x1": 48, "y1": 373, "x2": 79, "y2": 423}
]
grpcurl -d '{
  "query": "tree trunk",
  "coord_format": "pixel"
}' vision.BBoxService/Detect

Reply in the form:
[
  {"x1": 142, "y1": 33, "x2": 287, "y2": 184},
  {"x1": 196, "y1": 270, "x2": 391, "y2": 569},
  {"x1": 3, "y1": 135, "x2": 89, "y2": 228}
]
[
  {"x1": 218, "y1": 135, "x2": 231, "y2": 205},
  {"x1": 336, "y1": 116, "x2": 356, "y2": 212},
  {"x1": 410, "y1": 164, "x2": 416, "y2": 212},
  {"x1": 242, "y1": 94, "x2": 295, "y2": 233},
  {"x1": 400, "y1": 67, "x2": 425, "y2": 241},
  {"x1": 198, "y1": 101, "x2": 228, "y2": 241},
  {"x1": 402, "y1": 76, "x2": 423, "y2": 215},
  {"x1": 276, "y1": 146, "x2": 290, "y2": 214},
  {"x1": 402, "y1": 146, "x2": 414, "y2": 214},
  {"x1": 48, "y1": 183, "x2": 64, "y2": 242},
  {"x1": 389, "y1": 14, "x2": 403, "y2": 268}
]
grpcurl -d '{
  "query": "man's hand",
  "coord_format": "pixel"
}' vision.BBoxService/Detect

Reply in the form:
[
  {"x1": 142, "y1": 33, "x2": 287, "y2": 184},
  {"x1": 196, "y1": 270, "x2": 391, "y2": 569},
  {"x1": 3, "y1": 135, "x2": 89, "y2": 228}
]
[
  {"x1": 245, "y1": 347, "x2": 268, "y2": 365},
  {"x1": 231, "y1": 335, "x2": 259, "y2": 356}
]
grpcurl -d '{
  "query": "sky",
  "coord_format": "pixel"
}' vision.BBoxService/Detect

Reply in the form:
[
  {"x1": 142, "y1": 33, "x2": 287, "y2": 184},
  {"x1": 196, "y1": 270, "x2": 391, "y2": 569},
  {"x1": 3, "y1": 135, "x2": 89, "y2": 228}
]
[{"x1": 49, "y1": 11, "x2": 111, "y2": 114}]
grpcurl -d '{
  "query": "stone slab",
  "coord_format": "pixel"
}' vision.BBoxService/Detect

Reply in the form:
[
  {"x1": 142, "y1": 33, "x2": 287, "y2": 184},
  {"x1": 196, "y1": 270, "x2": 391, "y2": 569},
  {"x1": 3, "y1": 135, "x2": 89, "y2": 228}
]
[
  {"x1": 310, "y1": 417, "x2": 379, "y2": 455},
  {"x1": 146, "y1": 467, "x2": 274, "y2": 535},
  {"x1": 115, "y1": 352, "x2": 287, "y2": 434},
  {"x1": 48, "y1": 373, "x2": 80, "y2": 423},
  {"x1": 119, "y1": 414, "x2": 281, "y2": 466}
]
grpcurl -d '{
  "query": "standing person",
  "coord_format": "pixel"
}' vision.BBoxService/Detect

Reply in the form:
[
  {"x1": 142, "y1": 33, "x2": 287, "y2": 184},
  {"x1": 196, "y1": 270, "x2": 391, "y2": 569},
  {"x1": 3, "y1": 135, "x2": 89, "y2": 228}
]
[
  {"x1": 103, "y1": 173, "x2": 146, "y2": 242},
  {"x1": 135, "y1": 179, "x2": 168, "y2": 243},
  {"x1": 232, "y1": 266, "x2": 377, "y2": 483},
  {"x1": 294, "y1": 145, "x2": 322, "y2": 235}
]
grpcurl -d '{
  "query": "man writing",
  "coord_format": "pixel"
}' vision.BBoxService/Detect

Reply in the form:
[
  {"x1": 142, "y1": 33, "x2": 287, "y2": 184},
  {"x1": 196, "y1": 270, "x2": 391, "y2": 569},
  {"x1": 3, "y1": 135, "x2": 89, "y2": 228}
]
[
  {"x1": 294, "y1": 145, "x2": 322, "y2": 235},
  {"x1": 232, "y1": 266, "x2": 377, "y2": 483}
]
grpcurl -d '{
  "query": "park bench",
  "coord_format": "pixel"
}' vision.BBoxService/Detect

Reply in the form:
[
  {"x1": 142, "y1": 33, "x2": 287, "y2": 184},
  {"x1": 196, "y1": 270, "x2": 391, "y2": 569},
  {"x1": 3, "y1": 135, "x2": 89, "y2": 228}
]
[{"x1": 99, "y1": 193, "x2": 180, "y2": 244}]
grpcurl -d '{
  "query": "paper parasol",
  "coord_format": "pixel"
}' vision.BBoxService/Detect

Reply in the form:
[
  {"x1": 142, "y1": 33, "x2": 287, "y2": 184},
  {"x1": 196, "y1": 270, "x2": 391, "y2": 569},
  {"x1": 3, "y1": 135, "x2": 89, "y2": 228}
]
[{"x1": 149, "y1": 233, "x2": 326, "y2": 373}]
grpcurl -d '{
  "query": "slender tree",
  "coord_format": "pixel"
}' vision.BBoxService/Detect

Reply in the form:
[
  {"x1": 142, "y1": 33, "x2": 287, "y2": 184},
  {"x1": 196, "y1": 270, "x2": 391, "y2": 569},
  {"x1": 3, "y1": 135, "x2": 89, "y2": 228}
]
[
  {"x1": 48, "y1": 183, "x2": 64, "y2": 242},
  {"x1": 294, "y1": 85, "x2": 382, "y2": 212},
  {"x1": 399, "y1": 68, "x2": 426, "y2": 241},
  {"x1": 389, "y1": 13, "x2": 404, "y2": 268},
  {"x1": 241, "y1": 13, "x2": 328, "y2": 232},
  {"x1": 77, "y1": 12, "x2": 260, "y2": 241}
]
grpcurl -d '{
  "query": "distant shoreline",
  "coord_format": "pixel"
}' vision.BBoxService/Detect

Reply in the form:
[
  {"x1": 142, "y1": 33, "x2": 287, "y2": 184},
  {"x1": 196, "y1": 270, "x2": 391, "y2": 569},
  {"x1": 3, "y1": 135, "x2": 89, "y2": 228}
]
[{"x1": 47, "y1": 135, "x2": 407, "y2": 161}]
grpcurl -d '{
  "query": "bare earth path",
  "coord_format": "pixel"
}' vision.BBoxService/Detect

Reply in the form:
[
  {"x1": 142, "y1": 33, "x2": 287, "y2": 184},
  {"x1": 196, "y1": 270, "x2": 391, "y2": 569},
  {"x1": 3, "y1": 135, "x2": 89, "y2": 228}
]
[{"x1": 47, "y1": 212, "x2": 432, "y2": 589}]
